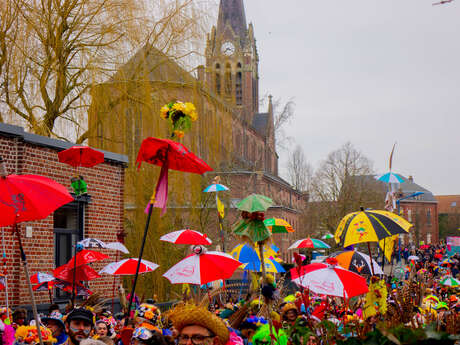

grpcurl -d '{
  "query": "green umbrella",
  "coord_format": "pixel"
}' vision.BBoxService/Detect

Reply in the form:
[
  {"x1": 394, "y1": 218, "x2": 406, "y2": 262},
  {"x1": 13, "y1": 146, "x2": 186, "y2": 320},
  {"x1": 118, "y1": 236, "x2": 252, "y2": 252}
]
[
  {"x1": 440, "y1": 276, "x2": 460, "y2": 287},
  {"x1": 236, "y1": 194, "x2": 273, "y2": 213},
  {"x1": 232, "y1": 219, "x2": 271, "y2": 243}
]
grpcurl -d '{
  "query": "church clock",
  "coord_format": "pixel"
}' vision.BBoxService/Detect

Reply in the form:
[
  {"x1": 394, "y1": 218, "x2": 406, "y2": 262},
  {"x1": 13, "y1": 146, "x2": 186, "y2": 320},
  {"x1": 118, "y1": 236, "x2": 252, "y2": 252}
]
[{"x1": 221, "y1": 41, "x2": 235, "y2": 56}]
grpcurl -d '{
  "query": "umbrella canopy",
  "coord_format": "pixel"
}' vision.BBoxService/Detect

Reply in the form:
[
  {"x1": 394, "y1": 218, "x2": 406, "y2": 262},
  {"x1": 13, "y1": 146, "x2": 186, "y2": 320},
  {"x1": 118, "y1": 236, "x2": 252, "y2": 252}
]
[
  {"x1": 53, "y1": 263, "x2": 100, "y2": 282},
  {"x1": 236, "y1": 194, "x2": 273, "y2": 213},
  {"x1": 264, "y1": 218, "x2": 294, "y2": 233},
  {"x1": 58, "y1": 146, "x2": 104, "y2": 168},
  {"x1": 77, "y1": 238, "x2": 129, "y2": 254},
  {"x1": 65, "y1": 249, "x2": 109, "y2": 267},
  {"x1": 99, "y1": 258, "x2": 159, "y2": 275},
  {"x1": 230, "y1": 243, "x2": 278, "y2": 264},
  {"x1": 329, "y1": 250, "x2": 384, "y2": 275},
  {"x1": 243, "y1": 258, "x2": 285, "y2": 273},
  {"x1": 30, "y1": 272, "x2": 55, "y2": 285},
  {"x1": 288, "y1": 238, "x2": 330, "y2": 250},
  {"x1": 290, "y1": 261, "x2": 368, "y2": 298},
  {"x1": 0, "y1": 174, "x2": 73, "y2": 227},
  {"x1": 321, "y1": 233, "x2": 334, "y2": 240},
  {"x1": 232, "y1": 219, "x2": 271, "y2": 243},
  {"x1": 375, "y1": 172, "x2": 405, "y2": 184},
  {"x1": 335, "y1": 209, "x2": 412, "y2": 247},
  {"x1": 203, "y1": 184, "x2": 229, "y2": 192},
  {"x1": 33, "y1": 279, "x2": 91, "y2": 296},
  {"x1": 408, "y1": 255, "x2": 420, "y2": 261},
  {"x1": 136, "y1": 137, "x2": 212, "y2": 174},
  {"x1": 440, "y1": 276, "x2": 460, "y2": 287},
  {"x1": 163, "y1": 249, "x2": 241, "y2": 285},
  {"x1": 160, "y1": 229, "x2": 212, "y2": 245}
]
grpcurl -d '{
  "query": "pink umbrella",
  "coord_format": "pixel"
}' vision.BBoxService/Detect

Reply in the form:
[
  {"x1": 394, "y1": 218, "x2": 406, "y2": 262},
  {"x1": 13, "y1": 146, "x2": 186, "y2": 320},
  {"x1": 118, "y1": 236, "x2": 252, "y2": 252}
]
[
  {"x1": 290, "y1": 258, "x2": 368, "y2": 298},
  {"x1": 163, "y1": 246, "x2": 241, "y2": 285},
  {"x1": 160, "y1": 229, "x2": 212, "y2": 245},
  {"x1": 99, "y1": 258, "x2": 159, "y2": 275}
]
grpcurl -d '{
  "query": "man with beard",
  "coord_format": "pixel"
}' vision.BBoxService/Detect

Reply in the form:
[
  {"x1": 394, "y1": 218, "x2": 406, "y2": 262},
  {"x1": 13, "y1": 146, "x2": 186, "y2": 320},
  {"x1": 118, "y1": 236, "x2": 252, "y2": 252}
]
[{"x1": 64, "y1": 308, "x2": 94, "y2": 345}]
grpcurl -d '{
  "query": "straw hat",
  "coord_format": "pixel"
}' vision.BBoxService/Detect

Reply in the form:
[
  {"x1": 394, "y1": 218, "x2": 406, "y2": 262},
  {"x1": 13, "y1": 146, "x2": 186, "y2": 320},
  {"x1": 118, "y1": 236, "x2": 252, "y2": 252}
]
[{"x1": 167, "y1": 305, "x2": 229, "y2": 344}]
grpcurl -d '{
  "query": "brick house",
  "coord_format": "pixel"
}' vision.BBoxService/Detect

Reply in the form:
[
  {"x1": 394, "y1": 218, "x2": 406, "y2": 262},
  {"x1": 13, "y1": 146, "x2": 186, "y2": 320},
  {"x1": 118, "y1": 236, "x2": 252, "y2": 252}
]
[
  {"x1": 434, "y1": 195, "x2": 460, "y2": 240},
  {"x1": 393, "y1": 176, "x2": 439, "y2": 245},
  {"x1": 0, "y1": 123, "x2": 127, "y2": 308}
]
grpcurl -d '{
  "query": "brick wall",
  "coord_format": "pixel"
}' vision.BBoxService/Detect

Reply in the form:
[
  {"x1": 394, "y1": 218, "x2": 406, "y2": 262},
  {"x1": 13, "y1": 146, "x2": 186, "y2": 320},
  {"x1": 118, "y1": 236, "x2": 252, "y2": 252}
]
[{"x1": 0, "y1": 125, "x2": 127, "y2": 307}]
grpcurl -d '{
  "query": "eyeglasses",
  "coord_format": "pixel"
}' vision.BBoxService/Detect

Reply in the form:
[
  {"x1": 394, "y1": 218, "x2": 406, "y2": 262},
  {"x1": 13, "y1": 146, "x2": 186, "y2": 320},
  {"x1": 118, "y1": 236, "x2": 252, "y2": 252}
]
[
  {"x1": 177, "y1": 334, "x2": 215, "y2": 345},
  {"x1": 132, "y1": 327, "x2": 154, "y2": 341}
]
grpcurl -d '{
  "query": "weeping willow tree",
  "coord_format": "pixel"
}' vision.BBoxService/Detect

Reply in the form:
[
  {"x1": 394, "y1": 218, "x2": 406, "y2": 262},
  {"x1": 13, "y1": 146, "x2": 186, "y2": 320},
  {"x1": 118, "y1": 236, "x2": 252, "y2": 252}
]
[
  {"x1": 0, "y1": 0, "x2": 215, "y2": 142},
  {"x1": 88, "y1": 41, "x2": 234, "y2": 300}
]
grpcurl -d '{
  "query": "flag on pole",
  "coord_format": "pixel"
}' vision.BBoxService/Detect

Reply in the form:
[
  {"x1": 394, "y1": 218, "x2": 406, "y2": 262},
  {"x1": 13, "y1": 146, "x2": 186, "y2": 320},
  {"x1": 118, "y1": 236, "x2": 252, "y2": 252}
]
[
  {"x1": 217, "y1": 196, "x2": 225, "y2": 219},
  {"x1": 379, "y1": 235, "x2": 398, "y2": 262}
]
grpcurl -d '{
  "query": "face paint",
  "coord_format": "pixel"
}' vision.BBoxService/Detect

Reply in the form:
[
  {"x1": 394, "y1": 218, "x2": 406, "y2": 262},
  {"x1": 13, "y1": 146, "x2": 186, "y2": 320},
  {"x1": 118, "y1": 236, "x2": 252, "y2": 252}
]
[{"x1": 70, "y1": 326, "x2": 91, "y2": 336}]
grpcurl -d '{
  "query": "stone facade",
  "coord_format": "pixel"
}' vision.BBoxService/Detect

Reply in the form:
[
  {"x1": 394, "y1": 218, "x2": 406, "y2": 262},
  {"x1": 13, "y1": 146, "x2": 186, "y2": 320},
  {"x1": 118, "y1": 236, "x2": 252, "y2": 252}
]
[{"x1": 0, "y1": 123, "x2": 127, "y2": 307}]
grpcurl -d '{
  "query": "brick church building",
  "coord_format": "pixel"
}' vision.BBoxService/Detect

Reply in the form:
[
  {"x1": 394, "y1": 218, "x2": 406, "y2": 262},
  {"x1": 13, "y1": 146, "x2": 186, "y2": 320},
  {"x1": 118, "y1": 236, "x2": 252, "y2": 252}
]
[{"x1": 89, "y1": 0, "x2": 306, "y2": 264}]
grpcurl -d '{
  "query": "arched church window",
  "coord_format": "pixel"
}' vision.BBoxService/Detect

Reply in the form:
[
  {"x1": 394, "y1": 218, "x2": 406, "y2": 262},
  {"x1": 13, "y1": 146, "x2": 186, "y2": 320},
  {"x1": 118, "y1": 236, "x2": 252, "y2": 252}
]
[
  {"x1": 215, "y1": 73, "x2": 221, "y2": 95},
  {"x1": 225, "y1": 63, "x2": 232, "y2": 96},
  {"x1": 236, "y1": 63, "x2": 242, "y2": 105}
]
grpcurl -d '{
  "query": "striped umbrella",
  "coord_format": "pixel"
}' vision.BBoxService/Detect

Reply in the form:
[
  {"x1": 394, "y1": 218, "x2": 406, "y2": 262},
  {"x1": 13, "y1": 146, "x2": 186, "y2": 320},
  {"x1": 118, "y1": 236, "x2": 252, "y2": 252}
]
[
  {"x1": 229, "y1": 244, "x2": 278, "y2": 266},
  {"x1": 440, "y1": 276, "x2": 460, "y2": 287},
  {"x1": 375, "y1": 172, "x2": 405, "y2": 184},
  {"x1": 99, "y1": 258, "x2": 159, "y2": 275},
  {"x1": 335, "y1": 209, "x2": 412, "y2": 248},
  {"x1": 160, "y1": 229, "x2": 212, "y2": 245},
  {"x1": 244, "y1": 257, "x2": 285, "y2": 273},
  {"x1": 264, "y1": 218, "x2": 294, "y2": 233},
  {"x1": 288, "y1": 238, "x2": 330, "y2": 250},
  {"x1": 329, "y1": 250, "x2": 383, "y2": 275},
  {"x1": 203, "y1": 183, "x2": 229, "y2": 192}
]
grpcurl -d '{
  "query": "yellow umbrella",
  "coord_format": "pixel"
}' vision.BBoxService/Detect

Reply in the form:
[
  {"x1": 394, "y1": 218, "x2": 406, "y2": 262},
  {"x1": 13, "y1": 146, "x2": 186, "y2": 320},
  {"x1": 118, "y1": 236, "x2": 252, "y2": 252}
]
[{"x1": 335, "y1": 208, "x2": 411, "y2": 248}]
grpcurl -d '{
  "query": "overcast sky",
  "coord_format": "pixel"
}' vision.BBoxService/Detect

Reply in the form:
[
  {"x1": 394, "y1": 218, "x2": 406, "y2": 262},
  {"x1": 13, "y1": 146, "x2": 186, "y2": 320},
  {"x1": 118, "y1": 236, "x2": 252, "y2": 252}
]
[{"x1": 240, "y1": 0, "x2": 460, "y2": 195}]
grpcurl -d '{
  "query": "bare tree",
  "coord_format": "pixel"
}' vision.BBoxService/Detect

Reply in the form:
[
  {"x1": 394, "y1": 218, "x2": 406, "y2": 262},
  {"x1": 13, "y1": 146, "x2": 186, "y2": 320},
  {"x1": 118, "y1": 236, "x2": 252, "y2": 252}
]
[
  {"x1": 0, "y1": 0, "x2": 209, "y2": 142},
  {"x1": 287, "y1": 145, "x2": 312, "y2": 192},
  {"x1": 309, "y1": 142, "x2": 385, "y2": 232}
]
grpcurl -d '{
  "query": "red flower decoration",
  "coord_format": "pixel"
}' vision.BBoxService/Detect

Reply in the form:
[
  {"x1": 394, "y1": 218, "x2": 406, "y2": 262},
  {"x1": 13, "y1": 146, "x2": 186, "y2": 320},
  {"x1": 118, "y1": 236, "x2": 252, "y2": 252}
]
[{"x1": 326, "y1": 257, "x2": 338, "y2": 266}]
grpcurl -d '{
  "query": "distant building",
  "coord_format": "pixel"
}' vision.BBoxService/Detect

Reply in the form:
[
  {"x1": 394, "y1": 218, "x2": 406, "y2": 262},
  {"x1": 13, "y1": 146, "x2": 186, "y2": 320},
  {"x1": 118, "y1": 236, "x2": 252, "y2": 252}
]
[
  {"x1": 394, "y1": 176, "x2": 439, "y2": 245},
  {"x1": 434, "y1": 195, "x2": 460, "y2": 240}
]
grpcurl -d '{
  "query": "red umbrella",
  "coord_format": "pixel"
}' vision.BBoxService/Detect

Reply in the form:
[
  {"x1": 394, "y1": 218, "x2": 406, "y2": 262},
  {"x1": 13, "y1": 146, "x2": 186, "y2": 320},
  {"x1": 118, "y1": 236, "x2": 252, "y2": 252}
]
[
  {"x1": 58, "y1": 146, "x2": 104, "y2": 168},
  {"x1": 53, "y1": 263, "x2": 101, "y2": 282},
  {"x1": 0, "y1": 174, "x2": 73, "y2": 228},
  {"x1": 99, "y1": 258, "x2": 159, "y2": 275},
  {"x1": 163, "y1": 246, "x2": 241, "y2": 285},
  {"x1": 65, "y1": 249, "x2": 109, "y2": 267},
  {"x1": 160, "y1": 229, "x2": 212, "y2": 245},
  {"x1": 30, "y1": 272, "x2": 55, "y2": 285},
  {"x1": 290, "y1": 258, "x2": 368, "y2": 298},
  {"x1": 33, "y1": 279, "x2": 91, "y2": 296}
]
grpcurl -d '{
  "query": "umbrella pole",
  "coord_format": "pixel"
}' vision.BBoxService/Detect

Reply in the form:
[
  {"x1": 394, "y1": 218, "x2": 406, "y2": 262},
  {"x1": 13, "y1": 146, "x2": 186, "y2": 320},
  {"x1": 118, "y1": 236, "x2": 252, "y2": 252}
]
[
  {"x1": 14, "y1": 224, "x2": 44, "y2": 345},
  {"x1": 258, "y1": 242, "x2": 267, "y2": 283},
  {"x1": 48, "y1": 288, "x2": 53, "y2": 304},
  {"x1": 111, "y1": 250, "x2": 119, "y2": 314},
  {"x1": 124, "y1": 199, "x2": 154, "y2": 326},
  {"x1": 367, "y1": 243, "x2": 375, "y2": 276},
  {"x1": 71, "y1": 245, "x2": 77, "y2": 307},
  {"x1": 382, "y1": 237, "x2": 386, "y2": 273}
]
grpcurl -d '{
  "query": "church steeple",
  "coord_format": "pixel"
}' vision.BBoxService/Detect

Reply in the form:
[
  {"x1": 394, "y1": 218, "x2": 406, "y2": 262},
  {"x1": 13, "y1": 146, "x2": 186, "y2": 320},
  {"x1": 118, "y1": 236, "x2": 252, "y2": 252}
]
[{"x1": 216, "y1": 0, "x2": 247, "y2": 43}]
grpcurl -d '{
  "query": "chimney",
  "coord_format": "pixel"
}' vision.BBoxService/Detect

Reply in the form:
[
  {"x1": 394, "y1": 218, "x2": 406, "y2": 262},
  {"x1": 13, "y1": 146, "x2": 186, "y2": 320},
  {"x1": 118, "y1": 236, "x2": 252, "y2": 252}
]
[
  {"x1": 197, "y1": 65, "x2": 205, "y2": 82},
  {"x1": 408, "y1": 175, "x2": 414, "y2": 183}
]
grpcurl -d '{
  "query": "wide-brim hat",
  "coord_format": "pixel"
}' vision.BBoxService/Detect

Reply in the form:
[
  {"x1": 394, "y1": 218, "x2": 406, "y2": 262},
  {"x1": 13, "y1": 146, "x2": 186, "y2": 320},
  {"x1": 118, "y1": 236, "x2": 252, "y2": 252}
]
[{"x1": 167, "y1": 305, "x2": 229, "y2": 344}]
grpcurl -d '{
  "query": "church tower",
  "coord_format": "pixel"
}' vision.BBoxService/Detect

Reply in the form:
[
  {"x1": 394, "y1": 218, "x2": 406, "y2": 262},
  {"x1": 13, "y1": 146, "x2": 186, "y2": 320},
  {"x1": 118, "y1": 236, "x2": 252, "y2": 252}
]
[{"x1": 205, "y1": 0, "x2": 259, "y2": 124}]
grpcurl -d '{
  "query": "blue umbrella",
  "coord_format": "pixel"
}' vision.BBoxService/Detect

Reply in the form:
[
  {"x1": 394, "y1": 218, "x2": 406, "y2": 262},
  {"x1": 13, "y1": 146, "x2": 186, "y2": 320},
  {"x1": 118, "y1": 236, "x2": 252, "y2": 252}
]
[
  {"x1": 203, "y1": 183, "x2": 229, "y2": 192},
  {"x1": 243, "y1": 257, "x2": 285, "y2": 273},
  {"x1": 375, "y1": 172, "x2": 404, "y2": 184}
]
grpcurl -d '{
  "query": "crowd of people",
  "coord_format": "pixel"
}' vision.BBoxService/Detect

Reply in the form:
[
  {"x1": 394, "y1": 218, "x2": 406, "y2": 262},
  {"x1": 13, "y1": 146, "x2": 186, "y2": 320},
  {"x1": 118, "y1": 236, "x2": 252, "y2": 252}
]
[{"x1": 1, "y1": 244, "x2": 459, "y2": 345}]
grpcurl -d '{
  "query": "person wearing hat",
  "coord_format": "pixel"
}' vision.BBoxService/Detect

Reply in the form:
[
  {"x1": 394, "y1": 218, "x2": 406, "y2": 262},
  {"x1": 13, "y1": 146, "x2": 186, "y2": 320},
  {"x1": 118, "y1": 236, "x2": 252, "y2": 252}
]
[
  {"x1": 280, "y1": 303, "x2": 298, "y2": 324},
  {"x1": 167, "y1": 305, "x2": 229, "y2": 345},
  {"x1": 63, "y1": 308, "x2": 94, "y2": 345},
  {"x1": 43, "y1": 312, "x2": 68, "y2": 345}
]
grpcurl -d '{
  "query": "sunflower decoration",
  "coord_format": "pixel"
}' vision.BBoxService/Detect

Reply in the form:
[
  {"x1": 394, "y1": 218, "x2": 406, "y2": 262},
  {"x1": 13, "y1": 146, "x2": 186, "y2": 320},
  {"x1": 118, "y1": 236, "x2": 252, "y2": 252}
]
[{"x1": 160, "y1": 101, "x2": 198, "y2": 139}]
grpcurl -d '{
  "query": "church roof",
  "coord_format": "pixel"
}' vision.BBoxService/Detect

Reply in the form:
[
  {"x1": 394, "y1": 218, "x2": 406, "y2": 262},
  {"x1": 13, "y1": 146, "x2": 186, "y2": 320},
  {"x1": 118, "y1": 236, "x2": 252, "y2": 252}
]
[
  {"x1": 217, "y1": 0, "x2": 247, "y2": 44},
  {"x1": 252, "y1": 112, "x2": 269, "y2": 136}
]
